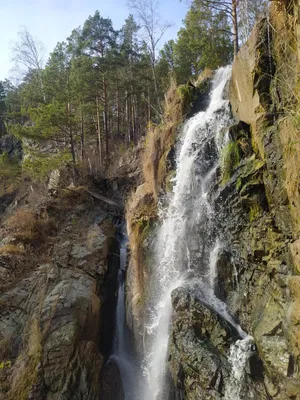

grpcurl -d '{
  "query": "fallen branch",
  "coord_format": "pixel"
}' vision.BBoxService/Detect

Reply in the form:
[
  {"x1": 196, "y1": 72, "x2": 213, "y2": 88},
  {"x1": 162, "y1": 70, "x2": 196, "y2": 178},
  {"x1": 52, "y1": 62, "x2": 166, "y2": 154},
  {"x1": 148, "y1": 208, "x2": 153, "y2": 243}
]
[{"x1": 87, "y1": 190, "x2": 123, "y2": 211}]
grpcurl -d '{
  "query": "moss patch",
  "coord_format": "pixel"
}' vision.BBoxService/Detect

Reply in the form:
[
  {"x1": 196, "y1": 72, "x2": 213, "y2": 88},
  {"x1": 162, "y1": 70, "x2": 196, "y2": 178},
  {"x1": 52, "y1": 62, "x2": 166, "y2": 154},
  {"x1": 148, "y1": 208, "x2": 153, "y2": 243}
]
[
  {"x1": 221, "y1": 141, "x2": 241, "y2": 184},
  {"x1": 249, "y1": 202, "x2": 263, "y2": 222}
]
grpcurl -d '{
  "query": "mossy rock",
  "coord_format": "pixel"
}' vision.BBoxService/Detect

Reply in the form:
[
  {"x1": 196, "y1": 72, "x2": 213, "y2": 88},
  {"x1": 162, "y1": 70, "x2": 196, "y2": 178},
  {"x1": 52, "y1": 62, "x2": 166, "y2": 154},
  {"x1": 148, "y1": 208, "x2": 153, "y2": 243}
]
[
  {"x1": 236, "y1": 155, "x2": 265, "y2": 195},
  {"x1": 177, "y1": 84, "x2": 196, "y2": 112}
]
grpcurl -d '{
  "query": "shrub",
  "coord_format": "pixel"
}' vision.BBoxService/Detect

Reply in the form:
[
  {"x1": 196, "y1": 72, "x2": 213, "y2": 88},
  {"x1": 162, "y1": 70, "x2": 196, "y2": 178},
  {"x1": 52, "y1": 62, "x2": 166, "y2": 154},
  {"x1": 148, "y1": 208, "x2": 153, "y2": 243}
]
[
  {"x1": 142, "y1": 79, "x2": 183, "y2": 199},
  {"x1": 0, "y1": 152, "x2": 22, "y2": 196},
  {"x1": 6, "y1": 209, "x2": 55, "y2": 245},
  {"x1": 22, "y1": 150, "x2": 72, "y2": 181},
  {"x1": 58, "y1": 186, "x2": 90, "y2": 210},
  {"x1": 0, "y1": 244, "x2": 25, "y2": 255}
]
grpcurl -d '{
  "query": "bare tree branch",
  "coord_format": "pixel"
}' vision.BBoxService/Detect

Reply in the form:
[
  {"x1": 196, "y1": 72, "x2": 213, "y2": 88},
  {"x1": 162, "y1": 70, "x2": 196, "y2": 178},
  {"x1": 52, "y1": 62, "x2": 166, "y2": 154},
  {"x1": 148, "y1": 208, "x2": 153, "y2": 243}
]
[
  {"x1": 127, "y1": 0, "x2": 173, "y2": 114},
  {"x1": 11, "y1": 27, "x2": 45, "y2": 75}
]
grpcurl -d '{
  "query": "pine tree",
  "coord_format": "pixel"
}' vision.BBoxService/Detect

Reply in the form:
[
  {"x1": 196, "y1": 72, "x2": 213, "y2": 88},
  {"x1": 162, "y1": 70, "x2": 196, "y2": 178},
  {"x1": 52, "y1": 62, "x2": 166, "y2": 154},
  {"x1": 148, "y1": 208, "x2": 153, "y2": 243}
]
[
  {"x1": 194, "y1": 0, "x2": 238, "y2": 56},
  {"x1": 160, "y1": 2, "x2": 232, "y2": 84}
]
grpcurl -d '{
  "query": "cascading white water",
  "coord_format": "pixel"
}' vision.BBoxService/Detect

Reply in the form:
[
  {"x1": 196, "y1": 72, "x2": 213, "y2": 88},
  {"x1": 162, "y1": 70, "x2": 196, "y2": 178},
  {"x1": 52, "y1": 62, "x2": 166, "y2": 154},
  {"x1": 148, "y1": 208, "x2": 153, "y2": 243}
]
[
  {"x1": 224, "y1": 336, "x2": 254, "y2": 400},
  {"x1": 140, "y1": 66, "x2": 254, "y2": 400},
  {"x1": 110, "y1": 228, "x2": 138, "y2": 400}
]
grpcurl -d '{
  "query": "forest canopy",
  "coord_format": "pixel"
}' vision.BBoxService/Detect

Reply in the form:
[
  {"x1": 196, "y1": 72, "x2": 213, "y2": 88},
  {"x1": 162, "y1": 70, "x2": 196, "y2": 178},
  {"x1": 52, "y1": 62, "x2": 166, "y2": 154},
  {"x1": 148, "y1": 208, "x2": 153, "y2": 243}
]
[{"x1": 0, "y1": 0, "x2": 267, "y2": 177}]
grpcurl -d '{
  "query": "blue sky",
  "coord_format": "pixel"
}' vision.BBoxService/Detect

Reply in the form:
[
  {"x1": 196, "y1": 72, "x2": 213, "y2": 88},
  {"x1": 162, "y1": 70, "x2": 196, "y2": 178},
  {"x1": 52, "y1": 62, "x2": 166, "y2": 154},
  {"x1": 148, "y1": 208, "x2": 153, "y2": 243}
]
[{"x1": 0, "y1": 0, "x2": 189, "y2": 81}]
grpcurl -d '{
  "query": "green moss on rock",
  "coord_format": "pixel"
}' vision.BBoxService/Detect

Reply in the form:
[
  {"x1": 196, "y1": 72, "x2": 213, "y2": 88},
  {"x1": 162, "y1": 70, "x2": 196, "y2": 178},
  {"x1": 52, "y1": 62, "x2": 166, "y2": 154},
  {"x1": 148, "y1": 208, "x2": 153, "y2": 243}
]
[
  {"x1": 249, "y1": 202, "x2": 263, "y2": 222},
  {"x1": 221, "y1": 141, "x2": 241, "y2": 184}
]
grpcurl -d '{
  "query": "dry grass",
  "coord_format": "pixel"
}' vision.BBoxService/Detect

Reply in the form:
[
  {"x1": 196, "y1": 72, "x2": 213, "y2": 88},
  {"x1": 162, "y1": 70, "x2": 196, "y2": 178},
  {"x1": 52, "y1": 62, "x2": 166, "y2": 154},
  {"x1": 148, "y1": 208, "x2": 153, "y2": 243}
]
[
  {"x1": 0, "y1": 333, "x2": 13, "y2": 360},
  {"x1": 142, "y1": 79, "x2": 184, "y2": 199},
  {"x1": 142, "y1": 70, "x2": 213, "y2": 199},
  {"x1": 0, "y1": 244, "x2": 25, "y2": 255},
  {"x1": 270, "y1": 0, "x2": 295, "y2": 14},
  {"x1": 5, "y1": 208, "x2": 55, "y2": 245},
  {"x1": 8, "y1": 319, "x2": 42, "y2": 400},
  {"x1": 194, "y1": 68, "x2": 214, "y2": 88},
  {"x1": 126, "y1": 186, "x2": 157, "y2": 305}
]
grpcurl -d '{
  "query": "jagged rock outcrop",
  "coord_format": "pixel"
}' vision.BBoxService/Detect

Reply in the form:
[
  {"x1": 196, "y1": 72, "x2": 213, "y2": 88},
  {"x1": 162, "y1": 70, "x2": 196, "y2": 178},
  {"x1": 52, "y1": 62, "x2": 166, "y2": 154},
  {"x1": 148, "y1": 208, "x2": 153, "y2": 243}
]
[
  {"x1": 0, "y1": 193, "x2": 117, "y2": 399},
  {"x1": 0, "y1": 135, "x2": 22, "y2": 160},
  {"x1": 204, "y1": 1, "x2": 300, "y2": 398},
  {"x1": 169, "y1": 288, "x2": 231, "y2": 399}
]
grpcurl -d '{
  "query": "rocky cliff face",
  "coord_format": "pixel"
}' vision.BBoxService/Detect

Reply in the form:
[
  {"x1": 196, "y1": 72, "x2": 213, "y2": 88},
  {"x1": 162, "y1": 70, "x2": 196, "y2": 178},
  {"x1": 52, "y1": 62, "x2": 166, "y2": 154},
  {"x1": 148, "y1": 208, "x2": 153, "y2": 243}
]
[
  {"x1": 168, "y1": 2, "x2": 300, "y2": 399},
  {"x1": 0, "y1": 142, "x2": 142, "y2": 400},
  {"x1": 126, "y1": 1, "x2": 300, "y2": 399},
  {"x1": 0, "y1": 191, "x2": 115, "y2": 399},
  {"x1": 227, "y1": 1, "x2": 300, "y2": 397}
]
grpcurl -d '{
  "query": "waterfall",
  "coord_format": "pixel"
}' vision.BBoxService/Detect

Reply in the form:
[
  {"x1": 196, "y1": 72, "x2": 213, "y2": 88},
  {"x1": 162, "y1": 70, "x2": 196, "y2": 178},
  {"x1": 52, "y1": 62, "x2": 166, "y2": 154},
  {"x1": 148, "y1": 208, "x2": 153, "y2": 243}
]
[
  {"x1": 110, "y1": 225, "x2": 138, "y2": 400},
  {"x1": 140, "y1": 66, "x2": 252, "y2": 400}
]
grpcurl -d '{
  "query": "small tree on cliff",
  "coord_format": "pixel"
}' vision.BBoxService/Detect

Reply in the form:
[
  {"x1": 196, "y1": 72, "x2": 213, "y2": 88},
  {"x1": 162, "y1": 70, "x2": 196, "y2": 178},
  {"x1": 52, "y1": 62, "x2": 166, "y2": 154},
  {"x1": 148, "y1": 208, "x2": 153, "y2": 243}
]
[
  {"x1": 238, "y1": 0, "x2": 268, "y2": 44},
  {"x1": 195, "y1": 0, "x2": 268, "y2": 55},
  {"x1": 11, "y1": 27, "x2": 45, "y2": 98},
  {"x1": 156, "y1": 2, "x2": 232, "y2": 86},
  {"x1": 195, "y1": 1, "x2": 239, "y2": 56},
  {"x1": 128, "y1": 0, "x2": 172, "y2": 114}
]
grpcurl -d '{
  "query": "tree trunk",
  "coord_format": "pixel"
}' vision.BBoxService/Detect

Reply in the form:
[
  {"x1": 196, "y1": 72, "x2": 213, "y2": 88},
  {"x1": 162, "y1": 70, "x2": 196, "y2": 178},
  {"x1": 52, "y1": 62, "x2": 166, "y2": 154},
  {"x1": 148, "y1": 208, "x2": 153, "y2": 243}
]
[
  {"x1": 103, "y1": 76, "x2": 109, "y2": 157},
  {"x1": 109, "y1": 110, "x2": 113, "y2": 141},
  {"x1": 116, "y1": 87, "x2": 120, "y2": 137},
  {"x1": 69, "y1": 127, "x2": 76, "y2": 164},
  {"x1": 67, "y1": 102, "x2": 76, "y2": 164},
  {"x1": 232, "y1": 0, "x2": 239, "y2": 57},
  {"x1": 80, "y1": 104, "x2": 85, "y2": 160},
  {"x1": 150, "y1": 56, "x2": 162, "y2": 115},
  {"x1": 125, "y1": 91, "x2": 131, "y2": 144},
  {"x1": 131, "y1": 95, "x2": 136, "y2": 144},
  {"x1": 96, "y1": 96, "x2": 102, "y2": 167},
  {"x1": 147, "y1": 86, "x2": 151, "y2": 126}
]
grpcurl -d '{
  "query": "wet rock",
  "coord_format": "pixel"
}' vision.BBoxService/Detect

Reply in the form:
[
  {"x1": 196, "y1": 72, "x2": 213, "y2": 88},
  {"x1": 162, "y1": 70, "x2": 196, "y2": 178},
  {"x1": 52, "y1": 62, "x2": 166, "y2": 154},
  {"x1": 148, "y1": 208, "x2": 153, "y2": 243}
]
[
  {"x1": 168, "y1": 287, "x2": 231, "y2": 399},
  {"x1": 100, "y1": 361, "x2": 124, "y2": 400}
]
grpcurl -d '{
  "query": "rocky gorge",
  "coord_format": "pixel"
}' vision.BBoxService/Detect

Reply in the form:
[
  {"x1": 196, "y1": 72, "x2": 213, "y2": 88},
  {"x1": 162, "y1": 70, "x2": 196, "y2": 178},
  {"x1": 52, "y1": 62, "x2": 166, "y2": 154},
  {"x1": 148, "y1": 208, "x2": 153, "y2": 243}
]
[{"x1": 1, "y1": 1, "x2": 300, "y2": 399}]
